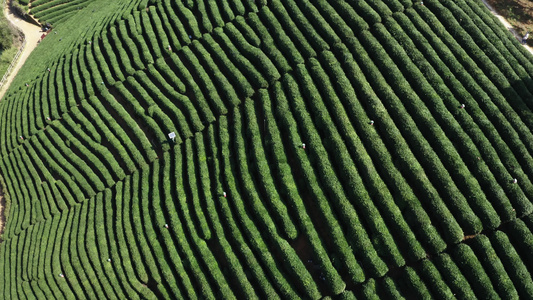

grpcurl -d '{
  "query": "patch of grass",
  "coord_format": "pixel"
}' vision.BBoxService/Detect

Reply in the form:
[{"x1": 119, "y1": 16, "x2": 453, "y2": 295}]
[{"x1": 0, "y1": 46, "x2": 21, "y2": 78}]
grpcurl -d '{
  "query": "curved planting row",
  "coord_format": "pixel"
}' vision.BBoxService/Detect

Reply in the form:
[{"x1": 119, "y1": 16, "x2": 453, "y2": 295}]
[{"x1": 2, "y1": 0, "x2": 533, "y2": 298}]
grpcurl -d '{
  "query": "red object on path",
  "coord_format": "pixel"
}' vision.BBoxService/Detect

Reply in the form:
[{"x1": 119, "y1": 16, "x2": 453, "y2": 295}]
[{"x1": 223, "y1": 192, "x2": 227, "y2": 198}]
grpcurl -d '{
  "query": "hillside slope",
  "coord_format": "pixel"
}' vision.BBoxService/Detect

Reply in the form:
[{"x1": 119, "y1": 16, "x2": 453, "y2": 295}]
[{"x1": 1, "y1": 0, "x2": 533, "y2": 298}]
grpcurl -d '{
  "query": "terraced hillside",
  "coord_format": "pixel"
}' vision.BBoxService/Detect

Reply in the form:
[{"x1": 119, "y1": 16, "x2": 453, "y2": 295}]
[{"x1": 1, "y1": 0, "x2": 533, "y2": 298}]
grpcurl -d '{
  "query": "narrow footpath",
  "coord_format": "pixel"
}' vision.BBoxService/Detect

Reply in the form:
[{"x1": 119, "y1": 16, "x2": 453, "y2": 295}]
[
  {"x1": 0, "y1": 0, "x2": 41, "y2": 100},
  {"x1": 481, "y1": 0, "x2": 533, "y2": 55}
]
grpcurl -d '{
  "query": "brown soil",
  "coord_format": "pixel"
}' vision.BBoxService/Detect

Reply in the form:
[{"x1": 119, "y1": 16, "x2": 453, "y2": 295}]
[{"x1": 485, "y1": 0, "x2": 533, "y2": 36}]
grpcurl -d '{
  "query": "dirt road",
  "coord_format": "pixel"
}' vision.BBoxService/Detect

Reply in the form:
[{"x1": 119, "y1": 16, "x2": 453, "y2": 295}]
[
  {"x1": 0, "y1": 0, "x2": 41, "y2": 100},
  {"x1": 481, "y1": 0, "x2": 533, "y2": 55}
]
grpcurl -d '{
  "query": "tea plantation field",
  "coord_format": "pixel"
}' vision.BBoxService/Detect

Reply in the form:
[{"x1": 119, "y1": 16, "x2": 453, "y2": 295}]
[{"x1": 1, "y1": 0, "x2": 533, "y2": 298}]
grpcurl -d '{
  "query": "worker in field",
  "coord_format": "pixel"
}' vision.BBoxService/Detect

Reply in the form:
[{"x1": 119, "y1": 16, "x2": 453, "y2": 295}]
[{"x1": 523, "y1": 32, "x2": 529, "y2": 45}]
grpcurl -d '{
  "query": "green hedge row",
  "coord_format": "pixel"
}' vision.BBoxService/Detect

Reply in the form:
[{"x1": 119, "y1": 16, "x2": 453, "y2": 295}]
[
  {"x1": 256, "y1": 5, "x2": 309, "y2": 64},
  {"x1": 153, "y1": 58, "x2": 186, "y2": 93},
  {"x1": 80, "y1": 97, "x2": 143, "y2": 171},
  {"x1": 52, "y1": 118, "x2": 125, "y2": 182},
  {"x1": 357, "y1": 30, "x2": 466, "y2": 243},
  {"x1": 297, "y1": 61, "x2": 405, "y2": 268},
  {"x1": 271, "y1": 1, "x2": 328, "y2": 53},
  {"x1": 319, "y1": 50, "x2": 426, "y2": 262},
  {"x1": 244, "y1": 13, "x2": 293, "y2": 74},
  {"x1": 451, "y1": 243, "x2": 498, "y2": 299},
  {"x1": 228, "y1": 107, "x2": 303, "y2": 298},
  {"x1": 460, "y1": 0, "x2": 533, "y2": 81},
  {"x1": 271, "y1": 80, "x2": 365, "y2": 284},
  {"x1": 258, "y1": 87, "x2": 347, "y2": 294},
  {"x1": 127, "y1": 75, "x2": 176, "y2": 147},
  {"x1": 285, "y1": 67, "x2": 393, "y2": 275},
  {"x1": 95, "y1": 33, "x2": 125, "y2": 83},
  {"x1": 31, "y1": 0, "x2": 85, "y2": 14},
  {"x1": 62, "y1": 54, "x2": 79, "y2": 109},
  {"x1": 212, "y1": 28, "x2": 269, "y2": 89},
  {"x1": 167, "y1": 52, "x2": 216, "y2": 124},
  {"x1": 416, "y1": 259, "x2": 454, "y2": 298},
  {"x1": 115, "y1": 80, "x2": 170, "y2": 153},
  {"x1": 149, "y1": 61, "x2": 204, "y2": 133},
  {"x1": 219, "y1": 113, "x2": 320, "y2": 299},
  {"x1": 203, "y1": 124, "x2": 262, "y2": 299},
  {"x1": 180, "y1": 45, "x2": 230, "y2": 115},
  {"x1": 135, "y1": 70, "x2": 192, "y2": 140},
  {"x1": 116, "y1": 21, "x2": 144, "y2": 71},
  {"x1": 489, "y1": 230, "x2": 533, "y2": 298},
  {"x1": 411, "y1": 7, "x2": 533, "y2": 216},
  {"x1": 149, "y1": 158, "x2": 200, "y2": 299},
  {"x1": 138, "y1": 168, "x2": 182, "y2": 298},
  {"x1": 169, "y1": 148, "x2": 240, "y2": 299},
  {"x1": 438, "y1": 0, "x2": 533, "y2": 99},
  {"x1": 399, "y1": 10, "x2": 518, "y2": 223},
  {"x1": 124, "y1": 15, "x2": 154, "y2": 66},
  {"x1": 202, "y1": 34, "x2": 255, "y2": 98},
  {"x1": 70, "y1": 49, "x2": 89, "y2": 102},
  {"x1": 362, "y1": 26, "x2": 483, "y2": 235},
  {"x1": 160, "y1": 0, "x2": 194, "y2": 46},
  {"x1": 94, "y1": 90, "x2": 157, "y2": 163},
  {"x1": 424, "y1": 0, "x2": 533, "y2": 162},
  {"x1": 378, "y1": 19, "x2": 503, "y2": 230},
  {"x1": 127, "y1": 171, "x2": 170, "y2": 298},
  {"x1": 470, "y1": 234, "x2": 518, "y2": 298},
  {"x1": 338, "y1": 37, "x2": 448, "y2": 253},
  {"x1": 105, "y1": 28, "x2": 135, "y2": 76},
  {"x1": 397, "y1": 266, "x2": 432, "y2": 299},
  {"x1": 243, "y1": 99, "x2": 299, "y2": 240},
  {"x1": 223, "y1": 22, "x2": 281, "y2": 85},
  {"x1": 113, "y1": 180, "x2": 158, "y2": 298},
  {"x1": 183, "y1": 139, "x2": 212, "y2": 240},
  {"x1": 433, "y1": 253, "x2": 476, "y2": 298},
  {"x1": 148, "y1": 8, "x2": 172, "y2": 57},
  {"x1": 54, "y1": 58, "x2": 71, "y2": 114},
  {"x1": 118, "y1": 176, "x2": 151, "y2": 290},
  {"x1": 507, "y1": 216, "x2": 533, "y2": 269}
]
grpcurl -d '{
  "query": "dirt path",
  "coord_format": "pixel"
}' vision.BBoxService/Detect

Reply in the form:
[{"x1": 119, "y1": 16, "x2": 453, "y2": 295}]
[
  {"x1": 0, "y1": 0, "x2": 41, "y2": 100},
  {"x1": 481, "y1": 0, "x2": 533, "y2": 55}
]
